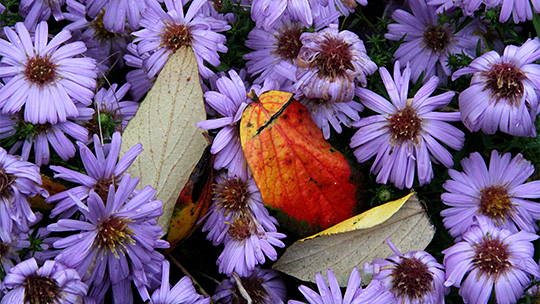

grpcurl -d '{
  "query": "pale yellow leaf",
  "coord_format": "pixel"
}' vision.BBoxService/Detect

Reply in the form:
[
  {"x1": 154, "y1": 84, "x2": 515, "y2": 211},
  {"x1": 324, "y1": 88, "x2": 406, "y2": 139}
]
[
  {"x1": 120, "y1": 47, "x2": 207, "y2": 233},
  {"x1": 272, "y1": 193, "x2": 435, "y2": 286}
]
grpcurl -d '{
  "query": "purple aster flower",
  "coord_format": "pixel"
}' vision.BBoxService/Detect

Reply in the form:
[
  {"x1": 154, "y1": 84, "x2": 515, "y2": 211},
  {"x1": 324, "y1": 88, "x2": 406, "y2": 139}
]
[
  {"x1": 46, "y1": 132, "x2": 142, "y2": 218},
  {"x1": 2, "y1": 258, "x2": 87, "y2": 304},
  {"x1": 251, "y1": 0, "x2": 336, "y2": 30},
  {"x1": 251, "y1": 0, "x2": 302, "y2": 30},
  {"x1": 297, "y1": 91, "x2": 365, "y2": 140},
  {"x1": 217, "y1": 214, "x2": 285, "y2": 277},
  {"x1": 197, "y1": 70, "x2": 275, "y2": 177},
  {"x1": 441, "y1": 150, "x2": 540, "y2": 239},
  {"x1": 7, "y1": 105, "x2": 92, "y2": 167},
  {"x1": 499, "y1": 0, "x2": 540, "y2": 23},
  {"x1": 0, "y1": 233, "x2": 28, "y2": 274},
  {"x1": 250, "y1": 0, "x2": 288, "y2": 30},
  {"x1": 288, "y1": 268, "x2": 395, "y2": 304},
  {"x1": 446, "y1": 0, "x2": 540, "y2": 23},
  {"x1": 351, "y1": 61, "x2": 464, "y2": 189},
  {"x1": 0, "y1": 147, "x2": 45, "y2": 243},
  {"x1": 86, "y1": 83, "x2": 139, "y2": 137},
  {"x1": 196, "y1": 69, "x2": 249, "y2": 175},
  {"x1": 385, "y1": 0, "x2": 482, "y2": 83},
  {"x1": 202, "y1": 171, "x2": 278, "y2": 246},
  {"x1": 20, "y1": 0, "x2": 65, "y2": 30},
  {"x1": 428, "y1": 0, "x2": 500, "y2": 16},
  {"x1": 138, "y1": 260, "x2": 209, "y2": 304},
  {"x1": 48, "y1": 176, "x2": 168, "y2": 304},
  {"x1": 85, "y1": 0, "x2": 148, "y2": 33},
  {"x1": 213, "y1": 267, "x2": 286, "y2": 304},
  {"x1": 198, "y1": 0, "x2": 237, "y2": 23},
  {"x1": 244, "y1": 18, "x2": 305, "y2": 86},
  {"x1": 452, "y1": 38, "x2": 540, "y2": 137},
  {"x1": 0, "y1": 21, "x2": 98, "y2": 124},
  {"x1": 295, "y1": 24, "x2": 377, "y2": 103},
  {"x1": 443, "y1": 216, "x2": 540, "y2": 304},
  {"x1": 329, "y1": 0, "x2": 368, "y2": 16},
  {"x1": 364, "y1": 239, "x2": 448, "y2": 304},
  {"x1": 63, "y1": 0, "x2": 132, "y2": 74},
  {"x1": 244, "y1": 10, "x2": 339, "y2": 86},
  {"x1": 132, "y1": 0, "x2": 230, "y2": 79},
  {"x1": 124, "y1": 43, "x2": 156, "y2": 102}
]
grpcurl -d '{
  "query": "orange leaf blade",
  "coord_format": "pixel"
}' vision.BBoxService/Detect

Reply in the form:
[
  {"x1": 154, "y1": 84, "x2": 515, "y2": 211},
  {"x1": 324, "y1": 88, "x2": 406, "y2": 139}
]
[
  {"x1": 240, "y1": 90, "x2": 358, "y2": 235},
  {"x1": 167, "y1": 147, "x2": 214, "y2": 249}
]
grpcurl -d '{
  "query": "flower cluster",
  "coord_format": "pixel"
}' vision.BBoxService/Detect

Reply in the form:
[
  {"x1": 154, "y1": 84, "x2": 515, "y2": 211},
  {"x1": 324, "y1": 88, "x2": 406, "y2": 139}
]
[
  {"x1": 201, "y1": 170, "x2": 285, "y2": 277},
  {"x1": 351, "y1": 61, "x2": 464, "y2": 189}
]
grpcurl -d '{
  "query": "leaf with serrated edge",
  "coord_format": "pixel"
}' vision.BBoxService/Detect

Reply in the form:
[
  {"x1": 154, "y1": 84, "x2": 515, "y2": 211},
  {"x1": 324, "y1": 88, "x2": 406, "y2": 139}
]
[
  {"x1": 120, "y1": 47, "x2": 207, "y2": 233},
  {"x1": 272, "y1": 193, "x2": 435, "y2": 287}
]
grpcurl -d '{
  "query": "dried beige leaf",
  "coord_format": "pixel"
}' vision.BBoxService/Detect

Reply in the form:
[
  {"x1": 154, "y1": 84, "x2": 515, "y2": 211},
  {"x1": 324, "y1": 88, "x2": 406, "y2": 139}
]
[
  {"x1": 120, "y1": 47, "x2": 207, "y2": 233},
  {"x1": 272, "y1": 193, "x2": 435, "y2": 286}
]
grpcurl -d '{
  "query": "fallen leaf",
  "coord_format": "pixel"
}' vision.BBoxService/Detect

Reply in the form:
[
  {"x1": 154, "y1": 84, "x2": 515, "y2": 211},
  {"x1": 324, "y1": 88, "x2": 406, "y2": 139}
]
[
  {"x1": 120, "y1": 47, "x2": 207, "y2": 233},
  {"x1": 272, "y1": 193, "x2": 435, "y2": 286},
  {"x1": 239, "y1": 90, "x2": 359, "y2": 236},
  {"x1": 28, "y1": 174, "x2": 64, "y2": 212},
  {"x1": 167, "y1": 146, "x2": 213, "y2": 249}
]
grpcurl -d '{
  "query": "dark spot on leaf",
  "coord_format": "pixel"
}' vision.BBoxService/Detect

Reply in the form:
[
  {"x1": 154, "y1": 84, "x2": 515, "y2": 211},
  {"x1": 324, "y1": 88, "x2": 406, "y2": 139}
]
[
  {"x1": 186, "y1": 76, "x2": 191, "y2": 82},
  {"x1": 329, "y1": 148, "x2": 335, "y2": 153}
]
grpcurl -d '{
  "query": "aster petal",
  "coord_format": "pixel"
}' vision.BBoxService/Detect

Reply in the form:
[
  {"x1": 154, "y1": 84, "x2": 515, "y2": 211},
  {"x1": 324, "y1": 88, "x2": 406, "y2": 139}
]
[
  {"x1": 423, "y1": 133, "x2": 454, "y2": 168},
  {"x1": 513, "y1": 181, "x2": 540, "y2": 198},
  {"x1": 210, "y1": 126, "x2": 236, "y2": 154},
  {"x1": 356, "y1": 88, "x2": 395, "y2": 114}
]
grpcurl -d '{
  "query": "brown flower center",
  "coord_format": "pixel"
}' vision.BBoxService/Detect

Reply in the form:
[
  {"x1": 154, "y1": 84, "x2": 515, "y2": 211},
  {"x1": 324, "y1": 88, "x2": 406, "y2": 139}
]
[
  {"x1": 232, "y1": 274, "x2": 268, "y2": 304},
  {"x1": 390, "y1": 257, "x2": 434, "y2": 301},
  {"x1": 473, "y1": 236, "x2": 510, "y2": 278},
  {"x1": 423, "y1": 25, "x2": 451, "y2": 54},
  {"x1": 93, "y1": 12, "x2": 117, "y2": 40},
  {"x1": 23, "y1": 274, "x2": 61, "y2": 304},
  {"x1": 273, "y1": 24, "x2": 304, "y2": 62},
  {"x1": 161, "y1": 22, "x2": 192, "y2": 52},
  {"x1": 214, "y1": 178, "x2": 250, "y2": 215},
  {"x1": 314, "y1": 36, "x2": 353, "y2": 78},
  {"x1": 479, "y1": 186, "x2": 512, "y2": 220},
  {"x1": 0, "y1": 240, "x2": 10, "y2": 259},
  {"x1": 228, "y1": 217, "x2": 257, "y2": 241},
  {"x1": 0, "y1": 166, "x2": 15, "y2": 199},
  {"x1": 24, "y1": 55, "x2": 57, "y2": 86},
  {"x1": 342, "y1": 0, "x2": 358, "y2": 9},
  {"x1": 94, "y1": 215, "x2": 135, "y2": 258},
  {"x1": 212, "y1": 0, "x2": 223, "y2": 12},
  {"x1": 483, "y1": 63, "x2": 525, "y2": 105},
  {"x1": 94, "y1": 176, "x2": 119, "y2": 202},
  {"x1": 387, "y1": 104, "x2": 422, "y2": 142}
]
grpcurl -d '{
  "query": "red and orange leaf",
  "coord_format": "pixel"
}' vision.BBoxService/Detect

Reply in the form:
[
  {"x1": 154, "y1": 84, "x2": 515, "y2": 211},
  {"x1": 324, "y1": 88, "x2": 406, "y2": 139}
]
[
  {"x1": 167, "y1": 146, "x2": 214, "y2": 249},
  {"x1": 240, "y1": 90, "x2": 358, "y2": 235}
]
